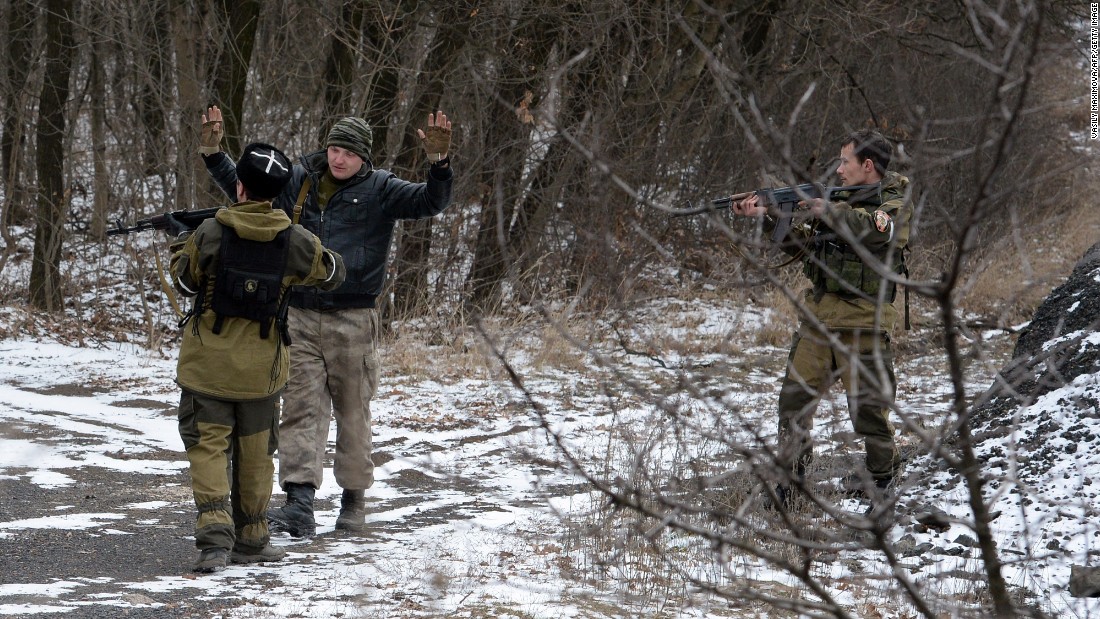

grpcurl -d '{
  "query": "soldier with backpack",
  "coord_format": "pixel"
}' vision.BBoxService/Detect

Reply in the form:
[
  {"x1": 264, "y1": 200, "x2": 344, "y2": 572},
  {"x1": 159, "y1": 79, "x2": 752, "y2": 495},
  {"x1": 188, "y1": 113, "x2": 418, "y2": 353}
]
[
  {"x1": 198, "y1": 107, "x2": 455, "y2": 537},
  {"x1": 167, "y1": 142, "x2": 345, "y2": 573}
]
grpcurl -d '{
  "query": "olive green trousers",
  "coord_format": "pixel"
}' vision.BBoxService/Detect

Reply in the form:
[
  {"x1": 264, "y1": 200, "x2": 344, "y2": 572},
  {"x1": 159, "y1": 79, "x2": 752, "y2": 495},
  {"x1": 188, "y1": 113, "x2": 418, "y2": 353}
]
[
  {"x1": 776, "y1": 329, "x2": 901, "y2": 481},
  {"x1": 178, "y1": 391, "x2": 278, "y2": 551}
]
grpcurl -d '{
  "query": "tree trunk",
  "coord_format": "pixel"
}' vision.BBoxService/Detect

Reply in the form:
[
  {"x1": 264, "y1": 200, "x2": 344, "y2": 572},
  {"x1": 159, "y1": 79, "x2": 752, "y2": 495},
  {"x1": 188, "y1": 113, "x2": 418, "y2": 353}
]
[
  {"x1": 318, "y1": 1, "x2": 366, "y2": 146},
  {"x1": 359, "y1": 0, "x2": 417, "y2": 166},
  {"x1": 174, "y1": 1, "x2": 217, "y2": 211},
  {"x1": 2, "y1": 0, "x2": 37, "y2": 227},
  {"x1": 211, "y1": 0, "x2": 260, "y2": 158},
  {"x1": 29, "y1": 0, "x2": 75, "y2": 312},
  {"x1": 557, "y1": 2, "x2": 725, "y2": 300},
  {"x1": 389, "y1": 5, "x2": 473, "y2": 318},
  {"x1": 463, "y1": 8, "x2": 561, "y2": 314},
  {"x1": 507, "y1": 35, "x2": 606, "y2": 295},
  {"x1": 137, "y1": 1, "x2": 172, "y2": 176},
  {"x1": 89, "y1": 4, "x2": 110, "y2": 240}
]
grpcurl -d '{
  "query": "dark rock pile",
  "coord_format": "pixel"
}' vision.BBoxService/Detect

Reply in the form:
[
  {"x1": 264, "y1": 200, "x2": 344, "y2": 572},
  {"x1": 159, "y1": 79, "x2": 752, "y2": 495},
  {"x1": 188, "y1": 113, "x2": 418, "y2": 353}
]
[
  {"x1": 963, "y1": 241, "x2": 1100, "y2": 601},
  {"x1": 971, "y1": 241, "x2": 1100, "y2": 483}
]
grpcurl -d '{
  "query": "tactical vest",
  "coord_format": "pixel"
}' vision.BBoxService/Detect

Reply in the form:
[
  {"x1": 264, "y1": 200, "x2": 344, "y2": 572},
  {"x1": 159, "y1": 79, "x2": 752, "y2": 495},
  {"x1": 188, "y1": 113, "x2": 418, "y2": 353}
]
[
  {"x1": 196, "y1": 226, "x2": 292, "y2": 340},
  {"x1": 804, "y1": 188, "x2": 906, "y2": 303},
  {"x1": 805, "y1": 239, "x2": 906, "y2": 302}
]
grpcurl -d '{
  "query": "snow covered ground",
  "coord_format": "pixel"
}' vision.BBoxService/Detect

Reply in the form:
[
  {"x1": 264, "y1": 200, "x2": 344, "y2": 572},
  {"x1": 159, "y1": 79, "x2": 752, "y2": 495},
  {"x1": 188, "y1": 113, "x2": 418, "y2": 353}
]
[
  {"x1": 0, "y1": 335, "x2": 599, "y2": 618},
  {"x1": 0, "y1": 281, "x2": 1098, "y2": 617}
]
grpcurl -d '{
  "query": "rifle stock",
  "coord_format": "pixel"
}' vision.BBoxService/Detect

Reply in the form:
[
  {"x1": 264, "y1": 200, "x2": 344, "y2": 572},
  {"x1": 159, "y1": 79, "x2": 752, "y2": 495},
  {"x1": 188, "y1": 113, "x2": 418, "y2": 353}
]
[{"x1": 107, "y1": 207, "x2": 223, "y2": 236}]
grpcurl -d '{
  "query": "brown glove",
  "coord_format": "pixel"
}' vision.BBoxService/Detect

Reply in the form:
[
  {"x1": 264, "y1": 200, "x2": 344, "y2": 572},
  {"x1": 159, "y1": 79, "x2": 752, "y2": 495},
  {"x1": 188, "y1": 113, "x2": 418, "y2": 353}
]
[
  {"x1": 422, "y1": 126, "x2": 451, "y2": 163},
  {"x1": 199, "y1": 108, "x2": 223, "y2": 156}
]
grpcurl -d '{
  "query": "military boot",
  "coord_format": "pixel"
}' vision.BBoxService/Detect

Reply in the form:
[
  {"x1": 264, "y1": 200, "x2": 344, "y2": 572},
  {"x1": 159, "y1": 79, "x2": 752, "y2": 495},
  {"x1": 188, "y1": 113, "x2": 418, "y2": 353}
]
[
  {"x1": 267, "y1": 482, "x2": 316, "y2": 538},
  {"x1": 864, "y1": 476, "x2": 897, "y2": 522},
  {"x1": 840, "y1": 473, "x2": 894, "y2": 499},
  {"x1": 335, "y1": 489, "x2": 367, "y2": 532},
  {"x1": 193, "y1": 547, "x2": 229, "y2": 573},
  {"x1": 763, "y1": 484, "x2": 793, "y2": 512},
  {"x1": 231, "y1": 543, "x2": 287, "y2": 565}
]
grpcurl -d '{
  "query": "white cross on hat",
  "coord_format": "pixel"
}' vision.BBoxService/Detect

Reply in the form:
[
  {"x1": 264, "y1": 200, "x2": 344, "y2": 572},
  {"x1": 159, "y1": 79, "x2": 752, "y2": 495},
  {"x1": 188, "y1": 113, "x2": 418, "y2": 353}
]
[{"x1": 251, "y1": 148, "x2": 288, "y2": 174}]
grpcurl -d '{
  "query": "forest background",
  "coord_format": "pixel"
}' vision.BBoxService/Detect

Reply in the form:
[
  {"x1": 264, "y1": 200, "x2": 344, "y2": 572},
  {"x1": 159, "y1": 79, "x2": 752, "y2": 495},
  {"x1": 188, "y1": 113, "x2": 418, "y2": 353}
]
[
  {"x1": 0, "y1": 0, "x2": 1098, "y2": 617},
  {"x1": 0, "y1": 0, "x2": 1090, "y2": 323}
]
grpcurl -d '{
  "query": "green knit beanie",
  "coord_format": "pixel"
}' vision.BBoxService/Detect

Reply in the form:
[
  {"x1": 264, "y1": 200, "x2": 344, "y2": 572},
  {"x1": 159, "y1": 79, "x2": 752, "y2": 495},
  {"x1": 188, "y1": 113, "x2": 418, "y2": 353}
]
[{"x1": 325, "y1": 117, "x2": 373, "y2": 161}]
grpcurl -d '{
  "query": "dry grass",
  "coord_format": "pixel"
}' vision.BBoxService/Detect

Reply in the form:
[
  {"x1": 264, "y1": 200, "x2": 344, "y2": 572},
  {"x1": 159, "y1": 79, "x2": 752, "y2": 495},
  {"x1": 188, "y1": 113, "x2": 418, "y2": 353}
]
[
  {"x1": 383, "y1": 319, "x2": 496, "y2": 383},
  {"x1": 382, "y1": 308, "x2": 599, "y2": 384},
  {"x1": 751, "y1": 283, "x2": 801, "y2": 348},
  {"x1": 945, "y1": 55, "x2": 1099, "y2": 326},
  {"x1": 957, "y1": 181, "x2": 1100, "y2": 326},
  {"x1": 529, "y1": 317, "x2": 593, "y2": 372}
]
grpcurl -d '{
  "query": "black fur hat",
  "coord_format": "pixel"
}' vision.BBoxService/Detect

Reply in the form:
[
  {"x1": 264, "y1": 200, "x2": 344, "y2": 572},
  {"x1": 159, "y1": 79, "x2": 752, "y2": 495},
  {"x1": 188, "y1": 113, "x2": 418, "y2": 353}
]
[{"x1": 236, "y1": 143, "x2": 292, "y2": 200}]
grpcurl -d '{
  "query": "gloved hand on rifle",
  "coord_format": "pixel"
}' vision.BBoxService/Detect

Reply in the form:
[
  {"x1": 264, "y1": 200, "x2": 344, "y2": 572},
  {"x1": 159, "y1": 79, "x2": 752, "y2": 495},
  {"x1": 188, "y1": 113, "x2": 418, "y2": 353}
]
[
  {"x1": 199, "y1": 105, "x2": 223, "y2": 156},
  {"x1": 417, "y1": 110, "x2": 452, "y2": 164},
  {"x1": 162, "y1": 213, "x2": 190, "y2": 238}
]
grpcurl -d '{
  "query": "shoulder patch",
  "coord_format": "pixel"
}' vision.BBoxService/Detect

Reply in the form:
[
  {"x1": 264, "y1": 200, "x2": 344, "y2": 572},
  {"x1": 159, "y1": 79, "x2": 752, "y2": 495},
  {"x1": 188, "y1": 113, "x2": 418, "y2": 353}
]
[{"x1": 873, "y1": 209, "x2": 892, "y2": 233}]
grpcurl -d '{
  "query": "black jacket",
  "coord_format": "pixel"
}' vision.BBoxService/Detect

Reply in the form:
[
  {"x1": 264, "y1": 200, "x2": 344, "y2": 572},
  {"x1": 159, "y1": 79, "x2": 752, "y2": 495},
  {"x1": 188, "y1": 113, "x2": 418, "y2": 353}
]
[{"x1": 205, "y1": 150, "x2": 453, "y2": 310}]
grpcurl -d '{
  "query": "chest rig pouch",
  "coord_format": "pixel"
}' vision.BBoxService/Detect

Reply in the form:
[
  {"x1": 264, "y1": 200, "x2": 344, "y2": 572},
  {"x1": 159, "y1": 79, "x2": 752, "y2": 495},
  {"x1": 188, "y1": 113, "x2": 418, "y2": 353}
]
[
  {"x1": 805, "y1": 238, "x2": 904, "y2": 302},
  {"x1": 209, "y1": 226, "x2": 291, "y2": 340}
]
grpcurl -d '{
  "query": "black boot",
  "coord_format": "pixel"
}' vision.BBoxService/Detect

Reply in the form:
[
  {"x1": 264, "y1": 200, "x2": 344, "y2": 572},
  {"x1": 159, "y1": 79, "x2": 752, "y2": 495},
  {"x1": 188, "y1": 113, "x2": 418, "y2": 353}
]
[
  {"x1": 763, "y1": 483, "x2": 793, "y2": 511},
  {"x1": 864, "y1": 476, "x2": 897, "y2": 521},
  {"x1": 267, "y1": 482, "x2": 316, "y2": 538},
  {"x1": 335, "y1": 489, "x2": 367, "y2": 532}
]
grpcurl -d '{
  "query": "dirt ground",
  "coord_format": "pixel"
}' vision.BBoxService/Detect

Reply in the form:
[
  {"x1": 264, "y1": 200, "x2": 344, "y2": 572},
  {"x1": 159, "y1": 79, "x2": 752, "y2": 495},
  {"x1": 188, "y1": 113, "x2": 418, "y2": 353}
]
[{"x1": 0, "y1": 384, "x2": 505, "y2": 619}]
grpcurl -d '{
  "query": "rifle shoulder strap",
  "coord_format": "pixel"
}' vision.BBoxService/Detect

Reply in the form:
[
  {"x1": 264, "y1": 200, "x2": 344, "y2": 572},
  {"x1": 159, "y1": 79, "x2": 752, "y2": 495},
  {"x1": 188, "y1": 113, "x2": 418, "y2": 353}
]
[
  {"x1": 292, "y1": 177, "x2": 312, "y2": 225},
  {"x1": 901, "y1": 245, "x2": 912, "y2": 331},
  {"x1": 154, "y1": 246, "x2": 184, "y2": 319},
  {"x1": 904, "y1": 283, "x2": 911, "y2": 330}
]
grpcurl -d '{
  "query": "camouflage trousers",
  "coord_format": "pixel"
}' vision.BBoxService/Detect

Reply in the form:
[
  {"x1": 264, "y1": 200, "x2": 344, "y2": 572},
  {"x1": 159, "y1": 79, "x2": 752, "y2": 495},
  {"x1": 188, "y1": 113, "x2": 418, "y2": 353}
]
[
  {"x1": 277, "y1": 306, "x2": 381, "y2": 491},
  {"x1": 178, "y1": 391, "x2": 278, "y2": 551},
  {"x1": 776, "y1": 328, "x2": 901, "y2": 481}
]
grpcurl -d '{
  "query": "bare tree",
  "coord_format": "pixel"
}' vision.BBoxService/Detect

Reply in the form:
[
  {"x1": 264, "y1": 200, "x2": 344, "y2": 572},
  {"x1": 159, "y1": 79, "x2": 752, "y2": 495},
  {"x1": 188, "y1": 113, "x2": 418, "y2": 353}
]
[
  {"x1": 172, "y1": 0, "x2": 218, "y2": 212},
  {"x1": 88, "y1": 2, "x2": 110, "y2": 240},
  {"x1": 389, "y1": 4, "x2": 475, "y2": 318},
  {"x1": 134, "y1": 2, "x2": 172, "y2": 177},
  {"x1": 29, "y1": 0, "x2": 74, "y2": 312},
  {"x1": 463, "y1": 1, "x2": 564, "y2": 313},
  {"x1": 1, "y1": 0, "x2": 37, "y2": 229},
  {"x1": 0, "y1": 0, "x2": 1087, "y2": 613},
  {"x1": 317, "y1": 1, "x2": 366, "y2": 143},
  {"x1": 474, "y1": 0, "x2": 1083, "y2": 616},
  {"x1": 210, "y1": 0, "x2": 260, "y2": 158}
]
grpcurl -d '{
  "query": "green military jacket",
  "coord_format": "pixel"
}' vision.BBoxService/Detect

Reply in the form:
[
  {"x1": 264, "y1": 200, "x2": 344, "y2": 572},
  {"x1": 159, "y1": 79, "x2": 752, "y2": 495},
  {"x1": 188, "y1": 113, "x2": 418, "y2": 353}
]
[
  {"x1": 790, "y1": 171, "x2": 912, "y2": 333},
  {"x1": 169, "y1": 202, "x2": 345, "y2": 400}
]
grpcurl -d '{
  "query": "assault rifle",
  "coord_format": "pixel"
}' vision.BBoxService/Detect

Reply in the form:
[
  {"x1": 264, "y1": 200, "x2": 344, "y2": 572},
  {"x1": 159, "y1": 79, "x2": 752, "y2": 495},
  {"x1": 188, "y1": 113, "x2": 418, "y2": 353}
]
[
  {"x1": 676, "y1": 183, "x2": 880, "y2": 242},
  {"x1": 106, "y1": 207, "x2": 222, "y2": 236}
]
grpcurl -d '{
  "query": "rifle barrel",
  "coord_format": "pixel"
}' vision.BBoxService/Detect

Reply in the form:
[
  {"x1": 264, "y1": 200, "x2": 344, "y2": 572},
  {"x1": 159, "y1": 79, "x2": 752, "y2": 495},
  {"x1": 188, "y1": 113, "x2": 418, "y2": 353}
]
[{"x1": 674, "y1": 182, "x2": 880, "y2": 219}]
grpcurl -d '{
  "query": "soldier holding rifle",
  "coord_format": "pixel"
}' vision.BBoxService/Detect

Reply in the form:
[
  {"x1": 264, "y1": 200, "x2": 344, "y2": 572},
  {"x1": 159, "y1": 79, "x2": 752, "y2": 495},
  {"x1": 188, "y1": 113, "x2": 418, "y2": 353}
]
[{"x1": 729, "y1": 129, "x2": 912, "y2": 517}]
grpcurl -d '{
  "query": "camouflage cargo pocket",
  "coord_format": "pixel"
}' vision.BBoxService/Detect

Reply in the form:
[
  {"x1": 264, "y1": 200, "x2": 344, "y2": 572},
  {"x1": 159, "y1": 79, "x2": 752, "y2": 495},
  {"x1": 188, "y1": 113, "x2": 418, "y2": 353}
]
[
  {"x1": 861, "y1": 264, "x2": 882, "y2": 297},
  {"x1": 841, "y1": 258, "x2": 867, "y2": 295}
]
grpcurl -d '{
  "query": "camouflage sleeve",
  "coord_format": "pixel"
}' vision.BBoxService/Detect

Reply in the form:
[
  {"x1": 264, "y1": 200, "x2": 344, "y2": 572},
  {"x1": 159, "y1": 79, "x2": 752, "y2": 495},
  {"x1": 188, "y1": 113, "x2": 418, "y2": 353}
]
[
  {"x1": 821, "y1": 195, "x2": 911, "y2": 251},
  {"x1": 168, "y1": 233, "x2": 202, "y2": 297},
  {"x1": 285, "y1": 226, "x2": 346, "y2": 291},
  {"x1": 168, "y1": 220, "x2": 221, "y2": 297}
]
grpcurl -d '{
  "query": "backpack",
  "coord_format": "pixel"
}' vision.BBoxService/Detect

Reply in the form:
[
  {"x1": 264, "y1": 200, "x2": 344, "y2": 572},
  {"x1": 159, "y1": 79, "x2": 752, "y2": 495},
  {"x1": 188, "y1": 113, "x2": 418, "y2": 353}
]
[{"x1": 193, "y1": 226, "x2": 292, "y2": 341}]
